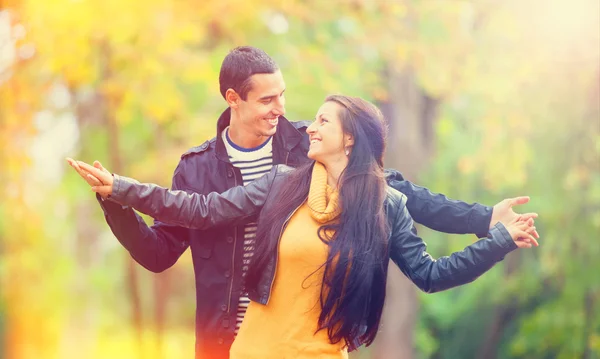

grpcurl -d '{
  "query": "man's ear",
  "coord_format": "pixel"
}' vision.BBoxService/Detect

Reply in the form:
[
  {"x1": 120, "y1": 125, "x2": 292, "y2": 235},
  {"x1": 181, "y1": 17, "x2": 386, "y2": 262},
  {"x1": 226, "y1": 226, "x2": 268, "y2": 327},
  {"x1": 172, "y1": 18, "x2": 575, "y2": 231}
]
[{"x1": 225, "y1": 89, "x2": 240, "y2": 108}]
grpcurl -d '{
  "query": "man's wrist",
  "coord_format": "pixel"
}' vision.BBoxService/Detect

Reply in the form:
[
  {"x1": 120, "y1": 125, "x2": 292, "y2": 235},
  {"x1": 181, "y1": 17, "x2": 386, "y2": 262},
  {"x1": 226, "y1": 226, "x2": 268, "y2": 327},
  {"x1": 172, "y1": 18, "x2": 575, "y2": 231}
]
[
  {"x1": 488, "y1": 208, "x2": 497, "y2": 228},
  {"x1": 470, "y1": 203, "x2": 494, "y2": 238}
]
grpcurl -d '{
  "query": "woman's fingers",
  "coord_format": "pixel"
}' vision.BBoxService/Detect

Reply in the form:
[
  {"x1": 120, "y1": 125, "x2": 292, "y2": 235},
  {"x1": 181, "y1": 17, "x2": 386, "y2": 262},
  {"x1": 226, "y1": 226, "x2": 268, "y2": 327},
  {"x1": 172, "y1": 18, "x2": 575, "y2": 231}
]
[
  {"x1": 66, "y1": 157, "x2": 103, "y2": 186},
  {"x1": 508, "y1": 221, "x2": 539, "y2": 247},
  {"x1": 513, "y1": 220, "x2": 539, "y2": 246},
  {"x1": 514, "y1": 230, "x2": 538, "y2": 247},
  {"x1": 86, "y1": 173, "x2": 103, "y2": 186},
  {"x1": 94, "y1": 160, "x2": 111, "y2": 174},
  {"x1": 513, "y1": 217, "x2": 540, "y2": 243},
  {"x1": 520, "y1": 231, "x2": 539, "y2": 246},
  {"x1": 520, "y1": 212, "x2": 539, "y2": 221},
  {"x1": 77, "y1": 161, "x2": 113, "y2": 185},
  {"x1": 515, "y1": 221, "x2": 531, "y2": 231},
  {"x1": 514, "y1": 239, "x2": 533, "y2": 249}
]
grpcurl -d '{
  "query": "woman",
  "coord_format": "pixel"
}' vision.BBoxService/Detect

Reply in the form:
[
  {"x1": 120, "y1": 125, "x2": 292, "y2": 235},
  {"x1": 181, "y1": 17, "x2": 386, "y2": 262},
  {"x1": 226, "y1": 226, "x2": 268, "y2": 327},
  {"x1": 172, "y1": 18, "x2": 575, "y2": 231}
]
[{"x1": 73, "y1": 95, "x2": 536, "y2": 358}]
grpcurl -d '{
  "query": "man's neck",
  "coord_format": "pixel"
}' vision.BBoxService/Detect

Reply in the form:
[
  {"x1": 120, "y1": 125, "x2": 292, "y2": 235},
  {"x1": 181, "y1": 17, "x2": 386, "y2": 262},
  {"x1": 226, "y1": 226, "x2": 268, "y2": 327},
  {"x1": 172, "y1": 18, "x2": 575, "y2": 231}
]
[{"x1": 227, "y1": 124, "x2": 269, "y2": 149}]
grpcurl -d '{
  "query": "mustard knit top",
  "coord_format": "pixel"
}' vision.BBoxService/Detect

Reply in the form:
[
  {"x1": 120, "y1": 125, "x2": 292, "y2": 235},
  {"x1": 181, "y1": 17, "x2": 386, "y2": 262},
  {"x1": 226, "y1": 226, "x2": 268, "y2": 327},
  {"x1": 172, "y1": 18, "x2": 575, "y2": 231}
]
[{"x1": 230, "y1": 163, "x2": 347, "y2": 359}]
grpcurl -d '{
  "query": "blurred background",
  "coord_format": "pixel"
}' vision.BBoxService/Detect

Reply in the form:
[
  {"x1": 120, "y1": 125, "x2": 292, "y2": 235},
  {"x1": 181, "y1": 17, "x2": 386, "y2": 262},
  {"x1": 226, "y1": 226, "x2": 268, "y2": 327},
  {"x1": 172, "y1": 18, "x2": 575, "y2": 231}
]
[{"x1": 0, "y1": 0, "x2": 599, "y2": 358}]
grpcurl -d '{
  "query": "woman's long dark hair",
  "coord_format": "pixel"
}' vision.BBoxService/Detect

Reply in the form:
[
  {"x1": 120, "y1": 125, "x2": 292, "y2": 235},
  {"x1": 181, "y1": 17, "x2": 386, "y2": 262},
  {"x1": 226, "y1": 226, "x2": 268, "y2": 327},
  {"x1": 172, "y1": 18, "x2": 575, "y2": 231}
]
[{"x1": 245, "y1": 94, "x2": 390, "y2": 348}]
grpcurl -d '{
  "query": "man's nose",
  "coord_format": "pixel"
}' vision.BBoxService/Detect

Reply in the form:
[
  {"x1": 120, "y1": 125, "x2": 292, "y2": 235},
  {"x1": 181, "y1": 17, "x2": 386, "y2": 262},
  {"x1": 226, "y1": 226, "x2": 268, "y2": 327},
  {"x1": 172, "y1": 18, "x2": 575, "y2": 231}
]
[{"x1": 273, "y1": 98, "x2": 285, "y2": 115}]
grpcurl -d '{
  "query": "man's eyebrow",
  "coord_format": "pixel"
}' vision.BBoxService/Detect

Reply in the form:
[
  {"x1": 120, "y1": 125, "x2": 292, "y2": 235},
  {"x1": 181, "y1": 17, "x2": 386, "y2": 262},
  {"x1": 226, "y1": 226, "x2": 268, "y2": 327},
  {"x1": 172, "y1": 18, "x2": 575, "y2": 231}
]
[{"x1": 258, "y1": 89, "x2": 286, "y2": 101}]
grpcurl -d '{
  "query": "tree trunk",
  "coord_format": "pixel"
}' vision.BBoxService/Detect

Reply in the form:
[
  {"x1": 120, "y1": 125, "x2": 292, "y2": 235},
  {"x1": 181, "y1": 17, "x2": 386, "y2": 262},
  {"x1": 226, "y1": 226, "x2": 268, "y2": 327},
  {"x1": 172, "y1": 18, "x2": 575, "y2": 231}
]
[
  {"x1": 107, "y1": 105, "x2": 143, "y2": 355},
  {"x1": 154, "y1": 272, "x2": 169, "y2": 359},
  {"x1": 153, "y1": 126, "x2": 170, "y2": 359},
  {"x1": 370, "y1": 63, "x2": 439, "y2": 359},
  {"x1": 476, "y1": 252, "x2": 520, "y2": 358},
  {"x1": 69, "y1": 85, "x2": 110, "y2": 357},
  {"x1": 100, "y1": 41, "x2": 144, "y2": 358},
  {"x1": 582, "y1": 291, "x2": 595, "y2": 359}
]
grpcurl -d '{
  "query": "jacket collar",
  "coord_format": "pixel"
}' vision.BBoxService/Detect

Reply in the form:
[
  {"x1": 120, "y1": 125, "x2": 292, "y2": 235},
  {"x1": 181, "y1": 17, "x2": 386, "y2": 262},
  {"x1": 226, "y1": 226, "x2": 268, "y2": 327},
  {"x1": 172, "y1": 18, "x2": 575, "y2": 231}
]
[{"x1": 214, "y1": 107, "x2": 305, "y2": 163}]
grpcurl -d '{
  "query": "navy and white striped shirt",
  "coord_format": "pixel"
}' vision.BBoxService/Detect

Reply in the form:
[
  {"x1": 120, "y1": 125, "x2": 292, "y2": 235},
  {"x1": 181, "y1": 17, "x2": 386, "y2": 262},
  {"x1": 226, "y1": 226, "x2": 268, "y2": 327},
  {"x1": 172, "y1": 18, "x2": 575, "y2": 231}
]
[{"x1": 222, "y1": 127, "x2": 274, "y2": 335}]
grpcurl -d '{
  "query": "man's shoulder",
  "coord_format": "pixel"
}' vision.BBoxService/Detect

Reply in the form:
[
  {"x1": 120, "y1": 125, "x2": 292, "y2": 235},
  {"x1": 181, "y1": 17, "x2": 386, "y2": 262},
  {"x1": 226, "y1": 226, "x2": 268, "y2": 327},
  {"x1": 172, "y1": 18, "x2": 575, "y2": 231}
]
[
  {"x1": 289, "y1": 119, "x2": 313, "y2": 131},
  {"x1": 172, "y1": 138, "x2": 218, "y2": 185},
  {"x1": 180, "y1": 137, "x2": 217, "y2": 160}
]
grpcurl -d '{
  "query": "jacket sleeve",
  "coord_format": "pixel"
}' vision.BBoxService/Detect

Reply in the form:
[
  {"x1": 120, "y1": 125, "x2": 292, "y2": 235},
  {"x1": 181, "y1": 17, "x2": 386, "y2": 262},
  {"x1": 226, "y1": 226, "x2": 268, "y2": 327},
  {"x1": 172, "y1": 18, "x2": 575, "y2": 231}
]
[
  {"x1": 96, "y1": 161, "x2": 195, "y2": 273},
  {"x1": 387, "y1": 193, "x2": 517, "y2": 293},
  {"x1": 385, "y1": 169, "x2": 492, "y2": 238},
  {"x1": 108, "y1": 165, "x2": 280, "y2": 230}
]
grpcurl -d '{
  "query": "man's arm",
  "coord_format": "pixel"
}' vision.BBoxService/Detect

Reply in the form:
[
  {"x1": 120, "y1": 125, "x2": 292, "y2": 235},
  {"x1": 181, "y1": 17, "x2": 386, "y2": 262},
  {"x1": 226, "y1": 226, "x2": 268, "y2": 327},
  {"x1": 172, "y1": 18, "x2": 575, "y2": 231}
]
[
  {"x1": 384, "y1": 169, "x2": 539, "y2": 239},
  {"x1": 385, "y1": 169, "x2": 492, "y2": 237},
  {"x1": 97, "y1": 194, "x2": 190, "y2": 273},
  {"x1": 70, "y1": 158, "x2": 191, "y2": 273}
]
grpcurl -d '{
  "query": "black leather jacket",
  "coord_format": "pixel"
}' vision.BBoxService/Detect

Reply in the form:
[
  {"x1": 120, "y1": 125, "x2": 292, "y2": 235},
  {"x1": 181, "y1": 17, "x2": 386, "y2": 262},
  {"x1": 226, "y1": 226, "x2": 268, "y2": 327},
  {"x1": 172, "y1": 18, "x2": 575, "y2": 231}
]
[
  {"x1": 96, "y1": 108, "x2": 494, "y2": 358},
  {"x1": 109, "y1": 164, "x2": 516, "y2": 307}
]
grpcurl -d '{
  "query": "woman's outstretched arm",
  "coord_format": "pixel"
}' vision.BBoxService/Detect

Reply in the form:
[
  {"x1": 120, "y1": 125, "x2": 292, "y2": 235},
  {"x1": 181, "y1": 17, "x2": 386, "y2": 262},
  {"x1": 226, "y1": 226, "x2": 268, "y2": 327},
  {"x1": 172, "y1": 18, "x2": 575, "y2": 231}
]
[{"x1": 74, "y1": 160, "x2": 288, "y2": 230}]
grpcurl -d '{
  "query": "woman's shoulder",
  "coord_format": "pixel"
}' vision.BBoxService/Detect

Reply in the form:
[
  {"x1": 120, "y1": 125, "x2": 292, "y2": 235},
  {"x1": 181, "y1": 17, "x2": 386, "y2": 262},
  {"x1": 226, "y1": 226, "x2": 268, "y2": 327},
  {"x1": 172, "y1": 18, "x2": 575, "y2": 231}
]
[
  {"x1": 268, "y1": 164, "x2": 295, "y2": 187},
  {"x1": 384, "y1": 186, "x2": 413, "y2": 233},
  {"x1": 384, "y1": 186, "x2": 412, "y2": 226},
  {"x1": 274, "y1": 164, "x2": 294, "y2": 174},
  {"x1": 384, "y1": 186, "x2": 407, "y2": 209}
]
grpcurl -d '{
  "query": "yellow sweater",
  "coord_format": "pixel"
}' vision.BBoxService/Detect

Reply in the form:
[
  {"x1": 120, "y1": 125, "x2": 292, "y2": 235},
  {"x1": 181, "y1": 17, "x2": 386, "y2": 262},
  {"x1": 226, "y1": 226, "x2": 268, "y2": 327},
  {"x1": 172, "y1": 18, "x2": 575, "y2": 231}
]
[{"x1": 230, "y1": 163, "x2": 347, "y2": 359}]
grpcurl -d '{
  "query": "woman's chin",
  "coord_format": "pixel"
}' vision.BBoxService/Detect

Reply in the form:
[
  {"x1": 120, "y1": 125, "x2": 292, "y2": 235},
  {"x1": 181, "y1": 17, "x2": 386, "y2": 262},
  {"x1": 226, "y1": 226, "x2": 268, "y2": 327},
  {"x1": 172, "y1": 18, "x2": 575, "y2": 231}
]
[{"x1": 307, "y1": 150, "x2": 319, "y2": 161}]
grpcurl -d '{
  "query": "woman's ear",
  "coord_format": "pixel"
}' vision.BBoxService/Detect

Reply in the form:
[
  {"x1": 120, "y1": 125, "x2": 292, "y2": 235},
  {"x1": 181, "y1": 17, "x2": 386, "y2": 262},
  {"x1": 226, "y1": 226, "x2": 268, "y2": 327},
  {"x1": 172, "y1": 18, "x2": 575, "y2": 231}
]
[
  {"x1": 344, "y1": 134, "x2": 354, "y2": 148},
  {"x1": 344, "y1": 134, "x2": 354, "y2": 156},
  {"x1": 225, "y1": 89, "x2": 240, "y2": 109}
]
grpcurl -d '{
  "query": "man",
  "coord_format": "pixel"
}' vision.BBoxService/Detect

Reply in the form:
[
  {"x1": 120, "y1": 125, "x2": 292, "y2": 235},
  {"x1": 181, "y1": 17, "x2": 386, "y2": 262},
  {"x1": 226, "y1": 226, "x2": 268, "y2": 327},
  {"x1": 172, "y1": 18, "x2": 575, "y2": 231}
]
[{"x1": 68, "y1": 46, "x2": 537, "y2": 358}]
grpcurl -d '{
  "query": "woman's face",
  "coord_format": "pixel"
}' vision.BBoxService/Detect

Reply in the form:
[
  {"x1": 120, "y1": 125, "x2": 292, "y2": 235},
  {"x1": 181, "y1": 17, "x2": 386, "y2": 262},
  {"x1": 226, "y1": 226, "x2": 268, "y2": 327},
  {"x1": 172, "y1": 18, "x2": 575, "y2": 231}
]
[{"x1": 306, "y1": 101, "x2": 353, "y2": 164}]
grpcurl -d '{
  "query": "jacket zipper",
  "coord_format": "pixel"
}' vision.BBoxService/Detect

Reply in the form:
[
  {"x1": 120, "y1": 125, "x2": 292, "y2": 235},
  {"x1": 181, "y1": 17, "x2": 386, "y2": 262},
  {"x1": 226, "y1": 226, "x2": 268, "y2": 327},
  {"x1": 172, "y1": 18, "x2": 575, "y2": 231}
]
[
  {"x1": 227, "y1": 169, "x2": 239, "y2": 313},
  {"x1": 266, "y1": 198, "x2": 306, "y2": 305}
]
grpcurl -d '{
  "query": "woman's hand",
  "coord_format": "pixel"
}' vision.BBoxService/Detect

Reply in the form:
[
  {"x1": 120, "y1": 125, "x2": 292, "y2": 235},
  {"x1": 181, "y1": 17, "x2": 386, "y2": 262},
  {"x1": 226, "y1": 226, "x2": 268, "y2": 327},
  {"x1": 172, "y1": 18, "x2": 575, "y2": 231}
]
[
  {"x1": 67, "y1": 159, "x2": 114, "y2": 199},
  {"x1": 490, "y1": 196, "x2": 539, "y2": 239},
  {"x1": 66, "y1": 157, "x2": 105, "y2": 187},
  {"x1": 504, "y1": 216, "x2": 539, "y2": 249}
]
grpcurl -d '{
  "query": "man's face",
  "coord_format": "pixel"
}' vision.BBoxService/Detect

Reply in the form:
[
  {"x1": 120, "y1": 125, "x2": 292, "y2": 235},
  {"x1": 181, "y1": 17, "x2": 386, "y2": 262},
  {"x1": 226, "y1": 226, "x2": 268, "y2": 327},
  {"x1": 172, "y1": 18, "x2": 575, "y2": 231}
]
[{"x1": 235, "y1": 70, "x2": 286, "y2": 138}]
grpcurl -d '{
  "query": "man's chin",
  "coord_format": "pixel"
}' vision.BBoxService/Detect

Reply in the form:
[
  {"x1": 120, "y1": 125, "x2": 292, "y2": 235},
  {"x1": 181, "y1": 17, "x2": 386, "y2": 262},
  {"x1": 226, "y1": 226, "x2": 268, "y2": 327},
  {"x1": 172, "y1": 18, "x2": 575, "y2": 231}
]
[{"x1": 263, "y1": 127, "x2": 277, "y2": 137}]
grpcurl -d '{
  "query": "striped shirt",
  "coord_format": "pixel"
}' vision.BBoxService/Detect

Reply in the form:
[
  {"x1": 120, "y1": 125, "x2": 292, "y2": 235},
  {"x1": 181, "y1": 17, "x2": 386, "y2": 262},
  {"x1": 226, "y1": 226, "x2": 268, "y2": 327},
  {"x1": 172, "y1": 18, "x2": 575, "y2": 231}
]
[{"x1": 222, "y1": 127, "x2": 274, "y2": 335}]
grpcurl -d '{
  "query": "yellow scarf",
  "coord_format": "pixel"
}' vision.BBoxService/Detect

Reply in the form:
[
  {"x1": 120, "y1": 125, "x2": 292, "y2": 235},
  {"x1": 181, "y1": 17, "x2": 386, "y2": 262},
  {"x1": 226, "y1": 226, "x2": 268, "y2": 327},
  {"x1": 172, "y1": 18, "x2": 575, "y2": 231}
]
[{"x1": 307, "y1": 162, "x2": 341, "y2": 223}]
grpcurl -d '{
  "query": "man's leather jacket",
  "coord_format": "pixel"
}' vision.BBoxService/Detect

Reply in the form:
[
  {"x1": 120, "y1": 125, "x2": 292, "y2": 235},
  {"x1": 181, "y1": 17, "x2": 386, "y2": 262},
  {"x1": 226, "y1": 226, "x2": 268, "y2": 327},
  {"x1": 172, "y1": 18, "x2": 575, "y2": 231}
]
[{"x1": 97, "y1": 109, "x2": 495, "y2": 358}]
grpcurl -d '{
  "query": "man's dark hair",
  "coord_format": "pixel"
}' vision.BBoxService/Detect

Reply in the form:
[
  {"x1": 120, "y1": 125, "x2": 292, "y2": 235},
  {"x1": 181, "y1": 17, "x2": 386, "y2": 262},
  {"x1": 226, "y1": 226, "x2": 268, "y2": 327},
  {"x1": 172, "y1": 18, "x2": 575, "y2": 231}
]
[{"x1": 219, "y1": 46, "x2": 279, "y2": 100}]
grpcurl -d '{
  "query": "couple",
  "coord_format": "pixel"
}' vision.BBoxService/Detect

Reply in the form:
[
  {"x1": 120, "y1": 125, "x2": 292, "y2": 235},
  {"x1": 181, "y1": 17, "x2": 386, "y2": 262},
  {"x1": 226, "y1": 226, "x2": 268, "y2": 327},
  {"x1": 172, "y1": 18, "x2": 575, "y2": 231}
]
[{"x1": 68, "y1": 47, "x2": 538, "y2": 358}]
